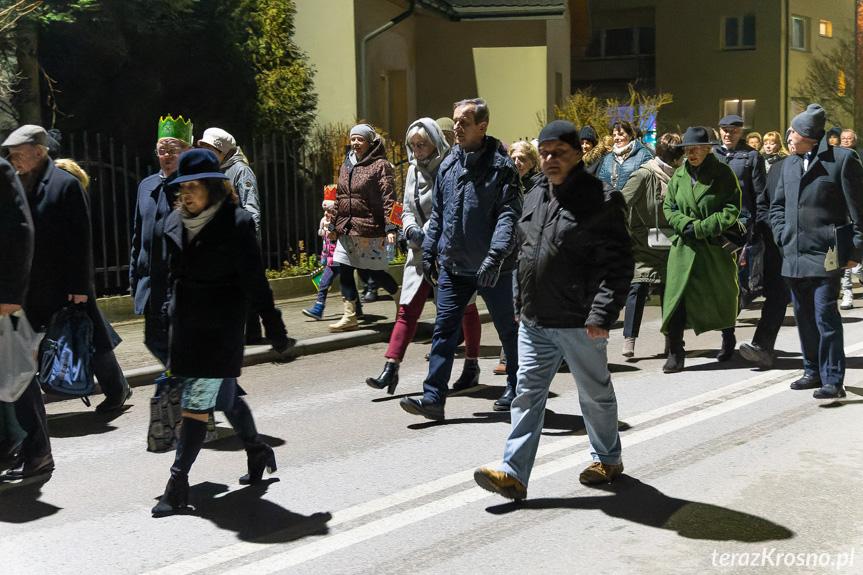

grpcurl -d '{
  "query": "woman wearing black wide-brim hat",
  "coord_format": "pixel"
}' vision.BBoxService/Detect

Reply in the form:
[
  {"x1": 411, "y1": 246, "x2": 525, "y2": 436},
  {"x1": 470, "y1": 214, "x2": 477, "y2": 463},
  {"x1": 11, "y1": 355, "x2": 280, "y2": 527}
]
[
  {"x1": 152, "y1": 149, "x2": 290, "y2": 516},
  {"x1": 659, "y1": 127, "x2": 742, "y2": 373}
]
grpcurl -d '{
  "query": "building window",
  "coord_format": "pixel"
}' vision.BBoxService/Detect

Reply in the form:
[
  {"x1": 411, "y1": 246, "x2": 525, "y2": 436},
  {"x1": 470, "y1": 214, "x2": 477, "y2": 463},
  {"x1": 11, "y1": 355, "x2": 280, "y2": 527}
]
[
  {"x1": 791, "y1": 16, "x2": 808, "y2": 51},
  {"x1": 820, "y1": 19, "x2": 833, "y2": 38},
  {"x1": 722, "y1": 14, "x2": 756, "y2": 50},
  {"x1": 722, "y1": 99, "x2": 756, "y2": 128},
  {"x1": 591, "y1": 26, "x2": 656, "y2": 58}
]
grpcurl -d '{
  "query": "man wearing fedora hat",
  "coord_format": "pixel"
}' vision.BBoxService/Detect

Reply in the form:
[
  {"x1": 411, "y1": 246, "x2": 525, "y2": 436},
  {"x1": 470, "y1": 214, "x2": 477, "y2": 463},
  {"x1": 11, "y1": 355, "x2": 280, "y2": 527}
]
[
  {"x1": 661, "y1": 127, "x2": 742, "y2": 373},
  {"x1": 769, "y1": 103, "x2": 863, "y2": 399},
  {"x1": 474, "y1": 120, "x2": 632, "y2": 499}
]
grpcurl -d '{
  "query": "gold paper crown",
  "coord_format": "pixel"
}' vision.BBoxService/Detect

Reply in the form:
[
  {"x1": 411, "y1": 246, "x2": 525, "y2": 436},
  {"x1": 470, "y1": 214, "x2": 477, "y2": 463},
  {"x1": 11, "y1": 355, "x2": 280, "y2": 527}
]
[{"x1": 157, "y1": 115, "x2": 193, "y2": 144}]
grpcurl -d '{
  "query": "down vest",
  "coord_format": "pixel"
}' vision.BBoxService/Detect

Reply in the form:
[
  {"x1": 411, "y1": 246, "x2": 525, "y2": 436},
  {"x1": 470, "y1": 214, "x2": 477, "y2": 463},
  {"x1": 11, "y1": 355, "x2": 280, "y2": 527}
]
[
  {"x1": 515, "y1": 167, "x2": 633, "y2": 330},
  {"x1": 333, "y1": 139, "x2": 396, "y2": 238}
]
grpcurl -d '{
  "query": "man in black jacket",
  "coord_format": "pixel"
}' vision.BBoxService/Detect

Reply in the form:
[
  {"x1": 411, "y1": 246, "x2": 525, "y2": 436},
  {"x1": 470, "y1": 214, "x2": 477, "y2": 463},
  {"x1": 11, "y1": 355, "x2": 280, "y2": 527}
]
[
  {"x1": 0, "y1": 158, "x2": 33, "y2": 318},
  {"x1": 474, "y1": 121, "x2": 633, "y2": 500}
]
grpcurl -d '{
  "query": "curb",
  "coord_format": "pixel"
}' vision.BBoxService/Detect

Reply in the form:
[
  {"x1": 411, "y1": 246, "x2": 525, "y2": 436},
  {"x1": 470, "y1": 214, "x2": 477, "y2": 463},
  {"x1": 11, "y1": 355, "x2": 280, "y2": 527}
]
[{"x1": 45, "y1": 310, "x2": 492, "y2": 403}]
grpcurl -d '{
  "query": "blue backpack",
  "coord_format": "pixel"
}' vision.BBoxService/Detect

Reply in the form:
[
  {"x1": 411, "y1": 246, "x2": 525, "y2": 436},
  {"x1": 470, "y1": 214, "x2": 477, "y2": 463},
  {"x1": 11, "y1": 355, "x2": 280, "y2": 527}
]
[{"x1": 37, "y1": 304, "x2": 95, "y2": 406}]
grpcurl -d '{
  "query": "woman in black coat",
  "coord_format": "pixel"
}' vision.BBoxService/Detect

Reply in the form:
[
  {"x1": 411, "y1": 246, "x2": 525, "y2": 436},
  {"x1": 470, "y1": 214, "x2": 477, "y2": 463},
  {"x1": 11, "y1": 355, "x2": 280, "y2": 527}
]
[{"x1": 152, "y1": 149, "x2": 287, "y2": 516}]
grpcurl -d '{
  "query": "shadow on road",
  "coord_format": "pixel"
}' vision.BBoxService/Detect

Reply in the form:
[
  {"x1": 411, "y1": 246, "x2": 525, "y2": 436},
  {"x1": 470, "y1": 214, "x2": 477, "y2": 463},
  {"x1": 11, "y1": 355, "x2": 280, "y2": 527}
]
[
  {"x1": 202, "y1": 432, "x2": 287, "y2": 452},
  {"x1": 182, "y1": 481, "x2": 331, "y2": 543},
  {"x1": 0, "y1": 476, "x2": 61, "y2": 523},
  {"x1": 46, "y1": 408, "x2": 131, "y2": 438},
  {"x1": 485, "y1": 475, "x2": 794, "y2": 542}
]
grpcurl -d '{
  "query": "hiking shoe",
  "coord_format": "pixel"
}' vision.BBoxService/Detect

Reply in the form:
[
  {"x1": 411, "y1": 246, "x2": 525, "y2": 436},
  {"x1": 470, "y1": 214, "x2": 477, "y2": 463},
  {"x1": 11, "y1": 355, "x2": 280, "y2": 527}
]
[
  {"x1": 579, "y1": 461, "x2": 624, "y2": 485},
  {"x1": 473, "y1": 467, "x2": 527, "y2": 500}
]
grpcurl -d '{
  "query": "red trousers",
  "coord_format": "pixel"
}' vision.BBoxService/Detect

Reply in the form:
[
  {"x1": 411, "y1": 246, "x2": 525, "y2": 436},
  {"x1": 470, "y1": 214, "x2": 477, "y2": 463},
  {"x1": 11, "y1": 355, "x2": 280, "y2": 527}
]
[{"x1": 385, "y1": 279, "x2": 481, "y2": 360}]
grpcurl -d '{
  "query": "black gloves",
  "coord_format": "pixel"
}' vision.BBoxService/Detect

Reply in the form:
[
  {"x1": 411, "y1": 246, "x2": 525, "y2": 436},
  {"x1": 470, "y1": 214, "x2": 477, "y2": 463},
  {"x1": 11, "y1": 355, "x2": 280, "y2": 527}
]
[
  {"x1": 476, "y1": 256, "x2": 502, "y2": 288},
  {"x1": 422, "y1": 256, "x2": 439, "y2": 286},
  {"x1": 682, "y1": 222, "x2": 697, "y2": 241},
  {"x1": 405, "y1": 226, "x2": 425, "y2": 249}
]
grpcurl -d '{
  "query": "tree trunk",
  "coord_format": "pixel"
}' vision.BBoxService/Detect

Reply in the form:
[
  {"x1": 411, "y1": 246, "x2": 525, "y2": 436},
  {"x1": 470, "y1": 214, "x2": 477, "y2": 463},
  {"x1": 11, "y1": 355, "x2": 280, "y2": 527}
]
[{"x1": 11, "y1": 17, "x2": 41, "y2": 125}]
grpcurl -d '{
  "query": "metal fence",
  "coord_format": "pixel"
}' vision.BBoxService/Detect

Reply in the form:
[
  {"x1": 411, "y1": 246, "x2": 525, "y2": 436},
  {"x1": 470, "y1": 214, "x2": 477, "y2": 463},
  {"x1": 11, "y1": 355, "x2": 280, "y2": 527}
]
[{"x1": 59, "y1": 132, "x2": 408, "y2": 297}]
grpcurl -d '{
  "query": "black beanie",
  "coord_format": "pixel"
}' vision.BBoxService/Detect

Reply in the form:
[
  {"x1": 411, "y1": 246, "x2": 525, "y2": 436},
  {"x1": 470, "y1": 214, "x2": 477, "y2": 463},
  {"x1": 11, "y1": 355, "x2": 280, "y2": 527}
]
[
  {"x1": 538, "y1": 120, "x2": 581, "y2": 149},
  {"x1": 578, "y1": 126, "x2": 598, "y2": 145}
]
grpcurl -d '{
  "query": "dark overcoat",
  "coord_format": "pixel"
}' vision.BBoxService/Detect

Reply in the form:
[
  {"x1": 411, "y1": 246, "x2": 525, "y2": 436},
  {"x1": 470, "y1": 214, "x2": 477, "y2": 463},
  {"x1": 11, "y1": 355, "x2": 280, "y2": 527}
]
[
  {"x1": 769, "y1": 140, "x2": 863, "y2": 278},
  {"x1": 0, "y1": 158, "x2": 34, "y2": 305},
  {"x1": 163, "y1": 201, "x2": 282, "y2": 378},
  {"x1": 129, "y1": 172, "x2": 175, "y2": 316},
  {"x1": 23, "y1": 157, "x2": 113, "y2": 353}
]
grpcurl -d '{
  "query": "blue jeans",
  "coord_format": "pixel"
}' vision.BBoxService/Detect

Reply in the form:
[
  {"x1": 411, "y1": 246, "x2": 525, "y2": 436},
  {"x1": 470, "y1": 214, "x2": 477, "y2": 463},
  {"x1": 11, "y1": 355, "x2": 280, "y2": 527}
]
[
  {"x1": 786, "y1": 276, "x2": 845, "y2": 385},
  {"x1": 498, "y1": 319, "x2": 621, "y2": 486},
  {"x1": 423, "y1": 267, "x2": 518, "y2": 404}
]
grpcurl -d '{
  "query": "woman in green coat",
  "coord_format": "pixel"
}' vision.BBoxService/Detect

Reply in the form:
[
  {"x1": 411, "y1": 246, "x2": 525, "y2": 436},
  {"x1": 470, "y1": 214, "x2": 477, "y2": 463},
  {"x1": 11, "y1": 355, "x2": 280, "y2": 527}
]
[{"x1": 661, "y1": 127, "x2": 741, "y2": 373}]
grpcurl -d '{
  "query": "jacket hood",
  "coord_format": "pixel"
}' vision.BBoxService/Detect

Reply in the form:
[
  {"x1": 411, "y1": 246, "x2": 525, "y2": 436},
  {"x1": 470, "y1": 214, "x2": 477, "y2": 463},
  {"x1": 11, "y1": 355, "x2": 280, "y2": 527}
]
[
  {"x1": 405, "y1": 117, "x2": 450, "y2": 169},
  {"x1": 345, "y1": 137, "x2": 388, "y2": 168},
  {"x1": 584, "y1": 142, "x2": 609, "y2": 166},
  {"x1": 221, "y1": 146, "x2": 248, "y2": 170}
]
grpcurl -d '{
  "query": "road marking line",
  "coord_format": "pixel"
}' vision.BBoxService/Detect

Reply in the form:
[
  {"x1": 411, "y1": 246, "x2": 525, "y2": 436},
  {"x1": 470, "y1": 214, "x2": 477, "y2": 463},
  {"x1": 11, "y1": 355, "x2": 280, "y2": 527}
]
[
  {"x1": 216, "y1": 378, "x2": 796, "y2": 575},
  {"x1": 144, "y1": 342, "x2": 863, "y2": 575}
]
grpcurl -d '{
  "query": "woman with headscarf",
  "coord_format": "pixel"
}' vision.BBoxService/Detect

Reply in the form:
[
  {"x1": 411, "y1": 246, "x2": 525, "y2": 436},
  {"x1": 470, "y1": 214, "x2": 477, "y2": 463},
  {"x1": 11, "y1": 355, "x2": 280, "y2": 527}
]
[
  {"x1": 366, "y1": 118, "x2": 483, "y2": 394},
  {"x1": 151, "y1": 149, "x2": 289, "y2": 515},
  {"x1": 328, "y1": 124, "x2": 400, "y2": 333}
]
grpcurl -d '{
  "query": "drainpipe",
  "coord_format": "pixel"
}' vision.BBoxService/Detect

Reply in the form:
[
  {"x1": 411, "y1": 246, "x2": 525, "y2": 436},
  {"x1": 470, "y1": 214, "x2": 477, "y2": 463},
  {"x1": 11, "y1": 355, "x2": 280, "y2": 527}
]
[
  {"x1": 359, "y1": 0, "x2": 417, "y2": 120},
  {"x1": 783, "y1": 0, "x2": 790, "y2": 130}
]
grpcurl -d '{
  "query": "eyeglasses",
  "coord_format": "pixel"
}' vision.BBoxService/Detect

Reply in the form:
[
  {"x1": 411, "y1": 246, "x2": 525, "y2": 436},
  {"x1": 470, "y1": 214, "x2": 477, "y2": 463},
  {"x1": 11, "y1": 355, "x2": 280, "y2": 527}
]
[{"x1": 155, "y1": 147, "x2": 183, "y2": 157}]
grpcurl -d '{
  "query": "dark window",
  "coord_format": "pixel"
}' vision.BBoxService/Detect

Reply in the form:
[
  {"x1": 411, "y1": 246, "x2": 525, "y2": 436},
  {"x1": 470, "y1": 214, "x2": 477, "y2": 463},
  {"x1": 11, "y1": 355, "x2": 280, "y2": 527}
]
[
  {"x1": 725, "y1": 17, "x2": 739, "y2": 48},
  {"x1": 638, "y1": 26, "x2": 656, "y2": 55},
  {"x1": 605, "y1": 28, "x2": 634, "y2": 57},
  {"x1": 723, "y1": 14, "x2": 756, "y2": 50},
  {"x1": 742, "y1": 14, "x2": 756, "y2": 47}
]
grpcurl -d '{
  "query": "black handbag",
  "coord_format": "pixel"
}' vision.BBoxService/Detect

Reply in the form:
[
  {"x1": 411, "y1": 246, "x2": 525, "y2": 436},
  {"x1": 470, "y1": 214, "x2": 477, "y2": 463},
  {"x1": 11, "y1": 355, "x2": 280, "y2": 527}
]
[{"x1": 713, "y1": 221, "x2": 747, "y2": 255}]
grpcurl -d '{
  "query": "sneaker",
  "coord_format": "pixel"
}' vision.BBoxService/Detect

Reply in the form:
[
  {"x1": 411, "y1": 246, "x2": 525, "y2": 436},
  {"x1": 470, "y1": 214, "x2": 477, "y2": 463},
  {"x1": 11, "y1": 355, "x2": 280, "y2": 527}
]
[
  {"x1": 579, "y1": 461, "x2": 624, "y2": 485},
  {"x1": 473, "y1": 467, "x2": 527, "y2": 500},
  {"x1": 840, "y1": 289, "x2": 854, "y2": 310},
  {"x1": 739, "y1": 343, "x2": 774, "y2": 368}
]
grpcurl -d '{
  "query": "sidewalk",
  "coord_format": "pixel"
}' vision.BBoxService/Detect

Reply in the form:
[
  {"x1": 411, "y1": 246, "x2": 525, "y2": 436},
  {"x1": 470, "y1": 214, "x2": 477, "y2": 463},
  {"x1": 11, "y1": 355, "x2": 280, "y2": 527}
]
[{"x1": 110, "y1": 292, "x2": 491, "y2": 390}]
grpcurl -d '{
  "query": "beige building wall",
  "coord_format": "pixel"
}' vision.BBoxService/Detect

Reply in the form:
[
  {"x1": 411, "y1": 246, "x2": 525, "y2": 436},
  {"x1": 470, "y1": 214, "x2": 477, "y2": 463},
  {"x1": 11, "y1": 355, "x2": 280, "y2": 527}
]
[
  {"x1": 293, "y1": 0, "x2": 358, "y2": 129},
  {"x1": 787, "y1": 0, "x2": 856, "y2": 128},
  {"x1": 655, "y1": 0, "x2": 783, "y2": 135}
]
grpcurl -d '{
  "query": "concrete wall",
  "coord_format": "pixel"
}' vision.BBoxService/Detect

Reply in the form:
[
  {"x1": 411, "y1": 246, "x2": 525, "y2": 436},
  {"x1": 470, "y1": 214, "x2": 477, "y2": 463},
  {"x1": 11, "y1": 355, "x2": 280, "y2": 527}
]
[{"x1": 293, "y1": 0, "x2": 358, "y2": 129}]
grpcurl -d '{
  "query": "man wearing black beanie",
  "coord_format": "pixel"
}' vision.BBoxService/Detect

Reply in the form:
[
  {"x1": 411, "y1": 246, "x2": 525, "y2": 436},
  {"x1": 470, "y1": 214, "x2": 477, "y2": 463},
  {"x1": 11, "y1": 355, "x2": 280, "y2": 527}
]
[
  {"x1": 770, "y1": 103, "x2": 863, "y2": 399},
  {"x1": 474, "y1": 120, "x2": 633, "y2": 500}
]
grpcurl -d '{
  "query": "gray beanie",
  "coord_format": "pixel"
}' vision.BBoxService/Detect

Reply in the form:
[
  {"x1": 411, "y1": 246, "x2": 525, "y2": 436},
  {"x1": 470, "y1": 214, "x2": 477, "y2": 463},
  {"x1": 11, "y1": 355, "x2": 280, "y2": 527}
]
[
  {"x1": 790, "y1": 103, "x2": 826, "y2": 141},
  {"x1": 350, "y1": 123, "x2": 376, "y2": 143}
]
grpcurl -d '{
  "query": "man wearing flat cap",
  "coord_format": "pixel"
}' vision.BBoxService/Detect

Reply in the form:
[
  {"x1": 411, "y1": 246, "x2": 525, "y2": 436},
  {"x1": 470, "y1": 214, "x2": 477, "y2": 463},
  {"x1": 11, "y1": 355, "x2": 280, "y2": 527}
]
[
  {"x1": 2, "y1": 124, "x2": 131, "y2": 479},
  {"x1": 474, "y1": 120, "x2": 632, "y2": 500},
  {"x1": 712, "y1": 114, "x2": 767, "y2": 361},
  {"x1": 770, "y1": 103, "x2": 863, "y2": 400}
]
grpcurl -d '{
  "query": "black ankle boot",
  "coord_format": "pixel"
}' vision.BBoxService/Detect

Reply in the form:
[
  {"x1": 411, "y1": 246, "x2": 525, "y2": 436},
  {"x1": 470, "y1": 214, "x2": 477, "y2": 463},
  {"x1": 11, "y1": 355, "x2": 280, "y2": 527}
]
[
  {"x1": 366, "y1": 361, "x2": 399, "y2": 394},
  {"x1": 717, "y1": 330, "x2": 736, "y2": 362},
  {"x1": 663, "y1": 350, "x2": 685, "y2": 373},
  {"x1": 452, "y1": 359, "x2": 480, "y2": 391},
  {"x1": 493, "y1": 382, "x2": 516, "y2": 411},
  {"x1": 240, "y1": 444, "x2": 277, "y2": 485},
  {"x1": 152, "y1": 475, "x2": 190, "y2": 516}
]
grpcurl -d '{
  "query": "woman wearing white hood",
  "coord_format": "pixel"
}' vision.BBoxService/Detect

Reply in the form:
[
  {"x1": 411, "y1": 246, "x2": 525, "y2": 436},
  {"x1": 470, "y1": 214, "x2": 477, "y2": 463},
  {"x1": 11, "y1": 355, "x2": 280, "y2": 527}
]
[{"x1": 366, "y1": 118, "x2": 483, "y2": 394}]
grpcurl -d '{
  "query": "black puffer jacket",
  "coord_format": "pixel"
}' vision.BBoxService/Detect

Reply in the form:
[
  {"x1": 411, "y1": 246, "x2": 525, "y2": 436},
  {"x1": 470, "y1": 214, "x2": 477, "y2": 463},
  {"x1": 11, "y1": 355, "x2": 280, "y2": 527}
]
[{"x1": 515, "y1": 166, "x2": 633, "y2": 329}]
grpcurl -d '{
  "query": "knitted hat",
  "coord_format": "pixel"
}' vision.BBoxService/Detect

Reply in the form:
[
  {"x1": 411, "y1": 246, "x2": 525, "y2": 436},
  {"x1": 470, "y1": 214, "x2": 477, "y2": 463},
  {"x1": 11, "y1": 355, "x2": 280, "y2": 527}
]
[
  {"x1": 538, "y1": 120, "x2": 581, "y2": 149},
  {"x1": 350, "y1": 123, "x2": 376, "y2": 143},
  {"x1": 578, "y1": 126, "x2": 598, "y2": 145},
  {"x1": 790, "y1": 104, "x2": 826, "y2": 141}
]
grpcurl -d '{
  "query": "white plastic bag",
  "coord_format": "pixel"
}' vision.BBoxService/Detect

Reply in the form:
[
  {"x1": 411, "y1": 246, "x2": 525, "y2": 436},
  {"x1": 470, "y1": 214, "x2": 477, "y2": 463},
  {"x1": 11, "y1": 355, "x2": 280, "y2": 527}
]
[{"x1": 0, "y1": 312, "x2": 44, "y2": 402}]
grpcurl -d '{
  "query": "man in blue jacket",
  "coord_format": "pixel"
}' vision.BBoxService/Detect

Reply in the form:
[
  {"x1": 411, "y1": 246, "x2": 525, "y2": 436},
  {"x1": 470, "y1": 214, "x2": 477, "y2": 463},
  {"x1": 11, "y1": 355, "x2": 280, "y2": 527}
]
[
  {"x1": 400, "y1": 98, "x2": 522, "y2": 420},
  {"x1": 474, "y1": 120, "x2": 633, "y2": 500},
  {"x1": 770, "y1": 103, "x2": 863, "y2": 399}
]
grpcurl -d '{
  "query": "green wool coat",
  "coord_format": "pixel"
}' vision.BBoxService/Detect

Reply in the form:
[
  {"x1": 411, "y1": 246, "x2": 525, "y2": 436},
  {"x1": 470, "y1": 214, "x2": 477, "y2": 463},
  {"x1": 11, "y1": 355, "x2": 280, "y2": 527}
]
[{"x1": 661, "y1": 153, "x2": 741, "y2": 335}]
